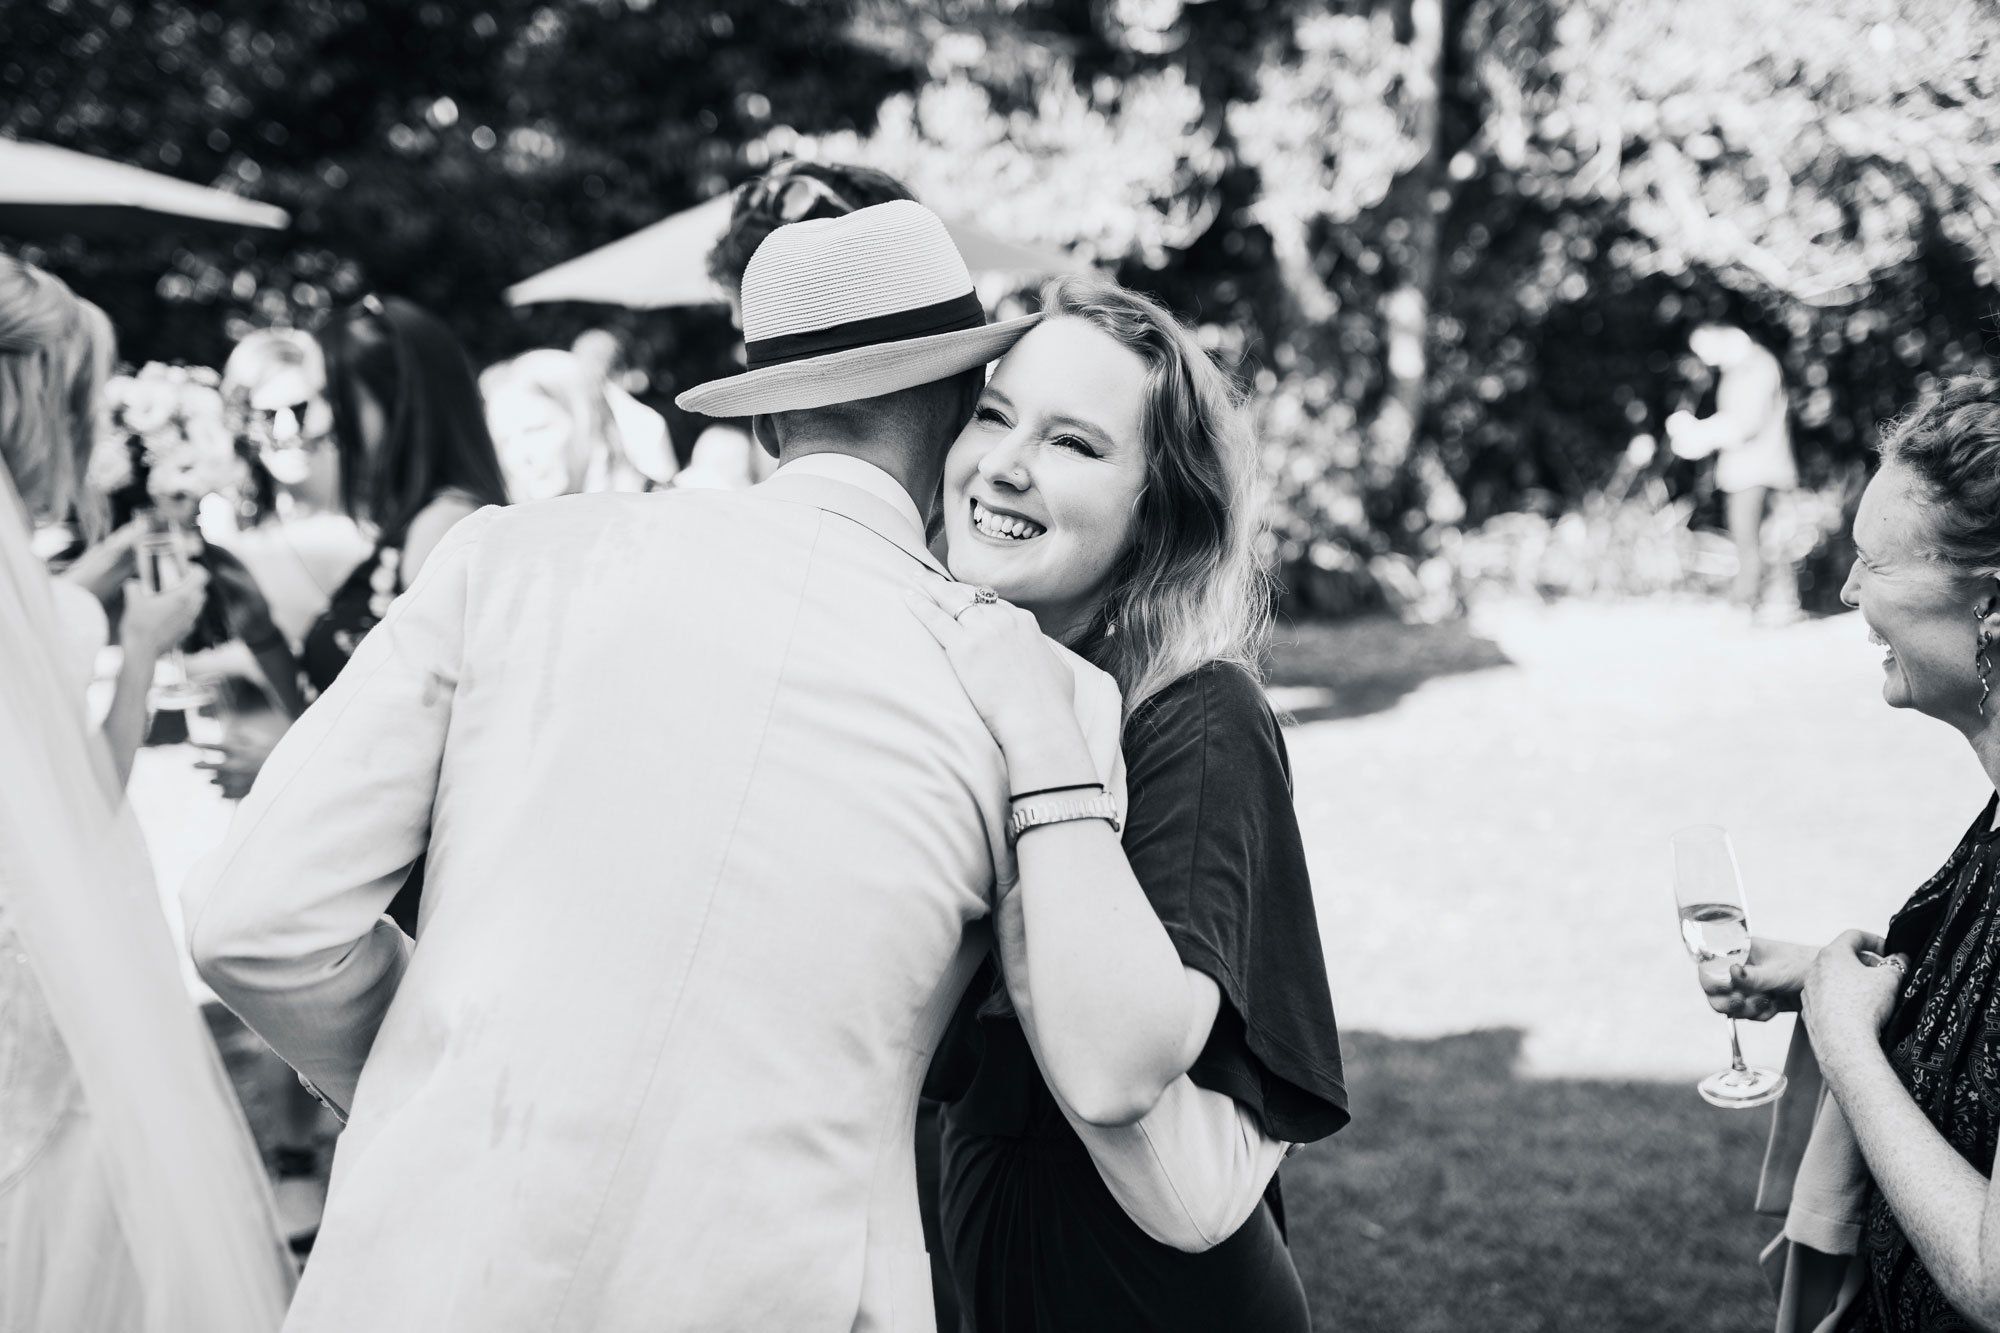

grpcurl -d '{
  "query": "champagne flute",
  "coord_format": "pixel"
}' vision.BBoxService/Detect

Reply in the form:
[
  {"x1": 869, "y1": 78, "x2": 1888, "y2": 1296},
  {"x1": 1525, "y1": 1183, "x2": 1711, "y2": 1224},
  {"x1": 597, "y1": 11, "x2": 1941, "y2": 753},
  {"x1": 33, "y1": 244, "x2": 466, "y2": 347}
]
[
  {"x1": 135, "y1": 511, "x2": 214, "y2": 712},
  {"x1": 1670, "y1": 825, "x2": 1788, "y2": 1109}
]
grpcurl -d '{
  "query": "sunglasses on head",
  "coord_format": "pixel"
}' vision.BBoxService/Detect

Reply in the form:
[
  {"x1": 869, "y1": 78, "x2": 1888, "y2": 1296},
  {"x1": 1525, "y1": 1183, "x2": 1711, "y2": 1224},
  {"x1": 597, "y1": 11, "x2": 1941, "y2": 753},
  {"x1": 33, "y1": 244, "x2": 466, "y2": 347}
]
[{"x1": 737, "y1": 168, "x2": 855, "y2": 225}]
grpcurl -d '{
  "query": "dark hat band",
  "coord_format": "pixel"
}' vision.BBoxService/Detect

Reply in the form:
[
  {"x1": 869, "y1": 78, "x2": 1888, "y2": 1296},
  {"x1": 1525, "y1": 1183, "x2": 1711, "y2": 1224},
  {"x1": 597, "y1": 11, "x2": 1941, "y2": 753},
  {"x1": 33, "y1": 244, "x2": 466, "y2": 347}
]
[{"x1": 744, "y1": 291, "x2": 985, "y2": 371}]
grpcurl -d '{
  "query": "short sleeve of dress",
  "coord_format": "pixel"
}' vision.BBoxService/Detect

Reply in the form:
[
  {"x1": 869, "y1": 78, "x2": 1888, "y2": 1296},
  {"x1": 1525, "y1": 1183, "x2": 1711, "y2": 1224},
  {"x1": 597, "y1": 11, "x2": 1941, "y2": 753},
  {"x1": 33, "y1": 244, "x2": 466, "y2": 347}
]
[{"x1": 1120, "y1": 662, "x2": 1348, "y2": 1143}]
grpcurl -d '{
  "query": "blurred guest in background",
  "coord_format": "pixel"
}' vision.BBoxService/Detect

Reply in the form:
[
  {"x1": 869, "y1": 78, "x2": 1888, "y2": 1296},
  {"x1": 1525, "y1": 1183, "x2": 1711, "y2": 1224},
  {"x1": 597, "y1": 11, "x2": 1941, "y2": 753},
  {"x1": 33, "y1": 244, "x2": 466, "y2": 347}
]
[
  {"x1": 218, "y1": 328, "x2": 373, "y2": 648},
  {"x1": 481, "y1": 348, "x2": 676, "y2": 502},
  {"x1": 1668, "y1": 323, "x2": 1801, "y2": 619},
  {"x1": 672, "y1": 417, "x2": 778, "y2": 491},
  {"x1": 911, "y1": 277, "x2": 1347, "y2": 1331},
  {"x1": 297, "y1": 296, "x2": 510, "y2": 694},
  {"x1": 569, "y1": 327, "x2": 677, "y2": 487},
  {"x1": 1712, "y1": 377, "x2": 2000, "y2": 1332},
  {"x1": 0, "y1": 252, "x2": 294, "y2": 1331},
  {"x1": 75, "y1": 360, "x2": 310, "y2": 722}
]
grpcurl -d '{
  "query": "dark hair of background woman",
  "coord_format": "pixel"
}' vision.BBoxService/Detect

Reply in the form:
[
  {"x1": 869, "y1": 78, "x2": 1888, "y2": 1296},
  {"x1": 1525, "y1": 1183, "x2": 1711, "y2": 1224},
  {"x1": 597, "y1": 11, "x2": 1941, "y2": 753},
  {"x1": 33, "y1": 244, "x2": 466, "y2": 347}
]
[{"x1": 317, "y1": 297, "x2": 509, "y2": 544}]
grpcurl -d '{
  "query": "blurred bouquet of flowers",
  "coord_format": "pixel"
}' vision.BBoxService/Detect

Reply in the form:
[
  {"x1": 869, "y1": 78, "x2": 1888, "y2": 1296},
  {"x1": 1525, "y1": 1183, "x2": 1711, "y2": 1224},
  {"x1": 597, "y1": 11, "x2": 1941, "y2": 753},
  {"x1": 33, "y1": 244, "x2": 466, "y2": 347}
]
[{"x1": 90, "y1": 362, "x2": 248, "y2": 516}]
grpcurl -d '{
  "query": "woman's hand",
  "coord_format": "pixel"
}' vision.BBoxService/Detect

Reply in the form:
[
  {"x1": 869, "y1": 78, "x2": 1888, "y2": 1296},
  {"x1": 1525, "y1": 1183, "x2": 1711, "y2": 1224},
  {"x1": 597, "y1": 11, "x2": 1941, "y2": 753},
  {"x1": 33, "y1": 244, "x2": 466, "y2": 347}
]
[
  {"x1": 1802, "y1": 929, "x2": 1908, "y2": 1069},
  {"x1": 905, "y1": 581, "x2": 1081, "y2": 757},
  {"x1": 1702, "y1": 936, "x2": 1818, "y2": 1020},
  {"x1": 62, "y1": 520, "x2": 143, "y2": 603},
  {"x1": 195, "y1": 708, "x2": 290, "y2": 801},
  {"x1": 118, "y1": 569, "x2": 209, "y2": 661}
]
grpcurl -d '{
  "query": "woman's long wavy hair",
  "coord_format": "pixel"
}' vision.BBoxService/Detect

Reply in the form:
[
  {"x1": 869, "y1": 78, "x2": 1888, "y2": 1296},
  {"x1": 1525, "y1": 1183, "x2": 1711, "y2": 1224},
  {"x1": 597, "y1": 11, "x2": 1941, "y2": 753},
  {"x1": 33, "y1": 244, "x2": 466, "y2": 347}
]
[
  {"x1": 0, "y1": 255, "x2": 114, "y2": 536},
  {"x1": 1044, "y1": 276, "x2": 1272, "y2": 714},
  {"x1": 317, "y1": 296, "x2": 509, "y2": 543}
]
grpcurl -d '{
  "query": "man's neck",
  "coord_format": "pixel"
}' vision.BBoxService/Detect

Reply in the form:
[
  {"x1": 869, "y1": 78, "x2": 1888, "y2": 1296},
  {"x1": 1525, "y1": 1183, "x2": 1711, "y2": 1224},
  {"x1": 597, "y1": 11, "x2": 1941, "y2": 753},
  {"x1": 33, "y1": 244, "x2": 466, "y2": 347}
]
[{"x1": 777, "y1": 442, "x2": 938, "y2": 518}]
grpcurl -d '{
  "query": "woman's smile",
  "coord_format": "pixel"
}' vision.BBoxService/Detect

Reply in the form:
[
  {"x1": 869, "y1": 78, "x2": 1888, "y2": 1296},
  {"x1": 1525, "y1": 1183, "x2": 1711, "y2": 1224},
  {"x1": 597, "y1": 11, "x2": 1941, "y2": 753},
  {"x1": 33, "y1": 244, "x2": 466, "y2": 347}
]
[{"x1": 969, "y1": 495, "x2": 1047, "y2": 543}]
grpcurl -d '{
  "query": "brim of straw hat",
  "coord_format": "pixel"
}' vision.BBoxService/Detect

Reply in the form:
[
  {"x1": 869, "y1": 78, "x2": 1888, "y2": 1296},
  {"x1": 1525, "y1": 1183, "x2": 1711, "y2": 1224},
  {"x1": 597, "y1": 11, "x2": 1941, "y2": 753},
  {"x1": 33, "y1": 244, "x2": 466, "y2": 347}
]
[{"x1": 676, "y1": 312, "x2": 1041, "y2": 417}]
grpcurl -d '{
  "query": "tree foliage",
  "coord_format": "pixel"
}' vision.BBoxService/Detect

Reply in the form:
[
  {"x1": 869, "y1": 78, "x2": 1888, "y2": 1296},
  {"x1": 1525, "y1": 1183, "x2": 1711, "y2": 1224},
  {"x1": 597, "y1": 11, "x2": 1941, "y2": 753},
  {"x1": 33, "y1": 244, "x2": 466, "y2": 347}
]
[{"x1": 5, "y1": 0, "x2": 1999, "y2": 616}]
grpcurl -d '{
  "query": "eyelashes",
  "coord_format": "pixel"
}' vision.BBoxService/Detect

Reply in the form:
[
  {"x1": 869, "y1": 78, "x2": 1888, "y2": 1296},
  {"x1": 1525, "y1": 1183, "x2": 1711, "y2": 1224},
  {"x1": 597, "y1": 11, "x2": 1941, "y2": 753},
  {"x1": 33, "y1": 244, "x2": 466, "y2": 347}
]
[{"x1": 972, "y1": 406, "x2": 1097, "y2": 457}]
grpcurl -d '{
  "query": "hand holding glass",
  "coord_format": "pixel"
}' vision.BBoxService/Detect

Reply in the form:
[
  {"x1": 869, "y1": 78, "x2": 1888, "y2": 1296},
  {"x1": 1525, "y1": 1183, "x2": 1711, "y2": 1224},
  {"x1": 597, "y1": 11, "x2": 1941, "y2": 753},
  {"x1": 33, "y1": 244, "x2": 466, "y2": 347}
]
[
  {"x1": 135, "y1": 515, "x2": 214, "y2": 712},
  {"x1": 1671, "y1": 825, "x2": 1788, "y2": 1108}
]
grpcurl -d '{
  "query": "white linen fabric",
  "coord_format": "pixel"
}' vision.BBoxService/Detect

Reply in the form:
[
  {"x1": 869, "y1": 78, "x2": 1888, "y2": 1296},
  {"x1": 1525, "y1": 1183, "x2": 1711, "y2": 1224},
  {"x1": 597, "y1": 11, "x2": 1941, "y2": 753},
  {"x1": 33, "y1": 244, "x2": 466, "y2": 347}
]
[
  {"x1": 0, "y1": 469, "x2": 296, "y2": 1333},
  {"x1": 1068, "y1": 1070, "x2": 1289, "y2": 1253},
  {"x1": 1755, "y1": 1024, "x2": 1868, "y2": 1333},
  {"x1": 185, "y1": 463, "x2": 1125, "y2": 1333}
]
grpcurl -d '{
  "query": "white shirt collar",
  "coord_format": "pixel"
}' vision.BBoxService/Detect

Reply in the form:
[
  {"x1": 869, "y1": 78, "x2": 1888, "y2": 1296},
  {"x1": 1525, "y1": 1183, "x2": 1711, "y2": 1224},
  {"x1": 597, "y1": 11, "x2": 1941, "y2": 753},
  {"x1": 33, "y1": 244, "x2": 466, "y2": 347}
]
[{"x1": 770, "y1": 454, "x2": 926, "y2": 542}]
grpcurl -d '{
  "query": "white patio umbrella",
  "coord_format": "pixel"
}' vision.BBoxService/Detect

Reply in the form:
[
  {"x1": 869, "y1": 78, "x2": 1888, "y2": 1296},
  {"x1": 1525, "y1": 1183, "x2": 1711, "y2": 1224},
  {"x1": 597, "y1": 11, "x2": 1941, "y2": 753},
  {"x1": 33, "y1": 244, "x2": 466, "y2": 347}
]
[
  {"x1": 504, "y1": 194, "x2": 1079, "y2": 309},
  {"x1": 0, "y1": 138, "x2": 290, "y2": 238}
]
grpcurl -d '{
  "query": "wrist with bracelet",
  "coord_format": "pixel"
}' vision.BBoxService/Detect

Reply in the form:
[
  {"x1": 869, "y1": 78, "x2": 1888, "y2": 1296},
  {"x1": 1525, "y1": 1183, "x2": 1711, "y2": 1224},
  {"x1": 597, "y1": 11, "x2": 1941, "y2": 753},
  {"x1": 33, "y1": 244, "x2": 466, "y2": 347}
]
[{"x1": 1006, "y1": 780, "x2": 1119, "y2": 845}]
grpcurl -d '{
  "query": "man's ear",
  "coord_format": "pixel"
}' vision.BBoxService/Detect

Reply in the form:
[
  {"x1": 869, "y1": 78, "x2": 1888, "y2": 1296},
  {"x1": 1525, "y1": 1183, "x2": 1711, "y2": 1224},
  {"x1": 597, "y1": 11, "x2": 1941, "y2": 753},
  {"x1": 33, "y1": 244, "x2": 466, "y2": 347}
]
[
  {"x1": 957, "y1": 365, "x2": 987, "y2": 423},
  {"x1": 751, "y1": 414, "x2": 781, "y2": 459}
]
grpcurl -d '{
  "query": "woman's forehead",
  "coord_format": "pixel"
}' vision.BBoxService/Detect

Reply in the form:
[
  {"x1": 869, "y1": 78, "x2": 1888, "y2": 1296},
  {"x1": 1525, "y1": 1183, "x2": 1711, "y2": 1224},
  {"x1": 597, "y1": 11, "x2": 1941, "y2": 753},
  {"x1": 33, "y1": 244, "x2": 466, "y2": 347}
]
[
  {"x1": 1860, "y1": 465, "x2": 1964, "y2": 572},
  {"x1": 991, "y1": 318, "x2": 1147, "y2": 441}
]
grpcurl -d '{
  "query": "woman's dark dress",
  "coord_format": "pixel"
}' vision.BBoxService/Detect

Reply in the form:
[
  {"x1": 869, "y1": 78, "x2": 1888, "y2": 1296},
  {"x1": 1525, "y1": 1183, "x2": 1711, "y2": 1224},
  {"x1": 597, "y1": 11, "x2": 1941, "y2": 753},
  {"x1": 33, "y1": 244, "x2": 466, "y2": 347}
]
[
  {"x1": 1845, "y1": 794, "x2": 2000, "y2": 1332},
  {"x1": 300, "y1": 542, "x2": 401, "y2": 697},
  {"x1": 934, "y1": 662, "x2": 1349, "y2": 1333}
]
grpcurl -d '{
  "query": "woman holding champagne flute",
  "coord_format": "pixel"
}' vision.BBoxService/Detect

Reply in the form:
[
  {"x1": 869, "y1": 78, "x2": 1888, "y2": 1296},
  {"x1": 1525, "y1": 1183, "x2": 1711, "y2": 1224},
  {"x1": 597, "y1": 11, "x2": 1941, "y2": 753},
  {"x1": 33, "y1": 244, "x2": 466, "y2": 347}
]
[{"x1": 1710, "y1": 376, "x2": 2000, "y2": 1331}]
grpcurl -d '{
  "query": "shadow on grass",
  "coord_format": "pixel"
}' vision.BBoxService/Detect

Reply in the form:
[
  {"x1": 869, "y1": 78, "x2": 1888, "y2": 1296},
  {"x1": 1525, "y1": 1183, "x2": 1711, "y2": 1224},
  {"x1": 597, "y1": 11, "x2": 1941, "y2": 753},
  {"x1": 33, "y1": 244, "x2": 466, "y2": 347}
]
[
  {"x1": 1284, "y1": 1029, "x2": 1780, "y2": 1333},
  {"x1": 1264, "y1": 616, "x2": 1514, "y2": 724}
]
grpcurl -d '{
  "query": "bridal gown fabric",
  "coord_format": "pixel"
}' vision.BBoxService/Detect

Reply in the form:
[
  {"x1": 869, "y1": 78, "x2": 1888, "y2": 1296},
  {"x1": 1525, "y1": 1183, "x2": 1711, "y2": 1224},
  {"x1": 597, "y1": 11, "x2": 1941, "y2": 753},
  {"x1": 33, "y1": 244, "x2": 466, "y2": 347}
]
[
  {"x1": 0, "y1": 473, "x2": 296, "y2": 1333},
  {"x1": 185, "y1": 457, "x2": 1126, "y2": 1333}
]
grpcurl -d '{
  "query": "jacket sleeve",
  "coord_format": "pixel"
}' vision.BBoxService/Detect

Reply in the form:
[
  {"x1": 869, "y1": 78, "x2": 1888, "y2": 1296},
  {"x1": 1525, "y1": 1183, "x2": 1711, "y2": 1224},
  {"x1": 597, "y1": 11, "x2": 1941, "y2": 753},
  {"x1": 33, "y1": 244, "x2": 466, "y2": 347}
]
[
  {"x1": 1065, "y1": 1072, "x2": 1290, "y2": 1253},
  {"x1": 184, "y1": 507, "x2": 499, "y2": 1114}
]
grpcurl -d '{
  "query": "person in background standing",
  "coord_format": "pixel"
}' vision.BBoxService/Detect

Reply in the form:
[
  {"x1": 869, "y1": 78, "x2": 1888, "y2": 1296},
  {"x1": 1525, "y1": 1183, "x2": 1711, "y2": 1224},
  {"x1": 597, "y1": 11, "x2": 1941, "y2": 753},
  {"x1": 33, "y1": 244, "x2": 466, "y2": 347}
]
[
  {"x1": 297, "y1": 296, "x2": 510, "y2": 694},
  {"x1": 481, "y1": 348, "x2": 676, "y2": 502},
  {"x1": 218, "y1": 328, "x2": 374, "y2": 648},
  {"x1": 569, "y1": 327, "x2": 678, "y2": 488},
  {"x1": 1668, "y1": 322, "x2": 1801, "y2": 620}
]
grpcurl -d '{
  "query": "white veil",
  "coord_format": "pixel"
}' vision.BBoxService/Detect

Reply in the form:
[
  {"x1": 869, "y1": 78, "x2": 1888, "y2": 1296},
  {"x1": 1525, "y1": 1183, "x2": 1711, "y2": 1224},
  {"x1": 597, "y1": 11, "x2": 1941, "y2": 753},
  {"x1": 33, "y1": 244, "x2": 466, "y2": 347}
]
[{"x1": 0, "y1": 470, "x2": 296, "y2": 1329}]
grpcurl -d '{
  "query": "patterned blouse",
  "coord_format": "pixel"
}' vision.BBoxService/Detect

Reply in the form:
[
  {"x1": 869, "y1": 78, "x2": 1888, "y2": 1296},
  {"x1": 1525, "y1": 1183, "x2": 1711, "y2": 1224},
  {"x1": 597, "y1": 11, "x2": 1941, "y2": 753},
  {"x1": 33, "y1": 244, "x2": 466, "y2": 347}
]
[{"x1": 1849, "y1": 795, "x2": 2000, "y2": 1331}]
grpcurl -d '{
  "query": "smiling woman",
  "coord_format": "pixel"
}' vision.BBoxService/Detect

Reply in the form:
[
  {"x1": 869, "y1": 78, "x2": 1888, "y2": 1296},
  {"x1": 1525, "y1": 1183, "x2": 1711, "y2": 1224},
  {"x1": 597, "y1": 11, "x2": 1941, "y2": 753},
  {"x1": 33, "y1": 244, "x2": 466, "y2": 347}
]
[
  {"x1": 917, "y1": 276, "x2": 1346, "y2": 1332},
  {"x1": 1710, "y1": 377, "x2": 2000, "y2": 1332},
  {"x1": 943, "y1": 316, "x2": 1152, "y2": 643}
]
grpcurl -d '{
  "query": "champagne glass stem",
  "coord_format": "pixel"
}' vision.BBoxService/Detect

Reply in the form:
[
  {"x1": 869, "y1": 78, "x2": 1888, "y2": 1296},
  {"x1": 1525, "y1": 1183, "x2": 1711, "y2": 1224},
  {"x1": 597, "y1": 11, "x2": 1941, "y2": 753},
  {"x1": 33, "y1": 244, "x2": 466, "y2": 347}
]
[{"x1": 1727, "y1": 1019, "x2": 1750, "y2": 1076}]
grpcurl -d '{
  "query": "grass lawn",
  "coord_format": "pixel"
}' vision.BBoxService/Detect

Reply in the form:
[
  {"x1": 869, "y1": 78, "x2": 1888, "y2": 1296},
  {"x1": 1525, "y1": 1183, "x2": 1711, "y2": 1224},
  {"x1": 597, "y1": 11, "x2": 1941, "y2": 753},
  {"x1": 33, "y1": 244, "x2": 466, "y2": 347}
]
[{"x1": 1287, "y1": 1030, "x2": 1779, "y2": 1333}]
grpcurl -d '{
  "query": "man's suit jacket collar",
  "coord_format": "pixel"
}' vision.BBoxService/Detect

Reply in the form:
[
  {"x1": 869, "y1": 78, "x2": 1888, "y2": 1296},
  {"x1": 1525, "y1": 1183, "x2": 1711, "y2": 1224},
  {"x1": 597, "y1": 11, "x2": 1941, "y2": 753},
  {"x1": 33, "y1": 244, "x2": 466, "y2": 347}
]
[{"x1": 758, "y1": 456, "x2": 949, "y2": 579}]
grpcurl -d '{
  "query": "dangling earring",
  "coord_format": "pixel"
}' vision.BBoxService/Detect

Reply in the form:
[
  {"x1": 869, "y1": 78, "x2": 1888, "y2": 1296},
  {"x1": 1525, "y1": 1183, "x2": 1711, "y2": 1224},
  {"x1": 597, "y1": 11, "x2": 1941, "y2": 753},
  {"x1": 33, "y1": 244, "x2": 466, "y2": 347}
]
[{"x1": 1977, "y1": 608, "x2": 1992, "y2": 715}]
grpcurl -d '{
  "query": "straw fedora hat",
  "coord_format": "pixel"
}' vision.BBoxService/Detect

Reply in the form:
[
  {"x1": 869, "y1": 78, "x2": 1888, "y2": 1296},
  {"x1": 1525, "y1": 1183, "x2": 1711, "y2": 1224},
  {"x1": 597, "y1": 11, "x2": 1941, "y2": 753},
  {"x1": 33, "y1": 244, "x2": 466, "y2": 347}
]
[{"x1": 676, "y1": 200, "x2": 1039, "y2": 418}]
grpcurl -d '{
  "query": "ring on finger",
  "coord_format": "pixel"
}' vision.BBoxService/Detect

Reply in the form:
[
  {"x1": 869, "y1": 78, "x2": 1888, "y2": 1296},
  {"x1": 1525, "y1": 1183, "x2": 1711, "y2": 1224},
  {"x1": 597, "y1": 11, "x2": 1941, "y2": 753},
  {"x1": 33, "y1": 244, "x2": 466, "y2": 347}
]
[{"x1": 952, "y1": 585, "x2": 1001, "y2": 621}]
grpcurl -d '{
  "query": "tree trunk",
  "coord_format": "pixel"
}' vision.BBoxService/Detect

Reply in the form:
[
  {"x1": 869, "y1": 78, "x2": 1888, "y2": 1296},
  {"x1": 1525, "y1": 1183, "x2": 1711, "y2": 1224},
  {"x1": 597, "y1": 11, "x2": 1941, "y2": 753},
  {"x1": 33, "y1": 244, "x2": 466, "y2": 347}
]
[{"x1": 1373, "y1": 0, "x2": 1461, "y2": 526}]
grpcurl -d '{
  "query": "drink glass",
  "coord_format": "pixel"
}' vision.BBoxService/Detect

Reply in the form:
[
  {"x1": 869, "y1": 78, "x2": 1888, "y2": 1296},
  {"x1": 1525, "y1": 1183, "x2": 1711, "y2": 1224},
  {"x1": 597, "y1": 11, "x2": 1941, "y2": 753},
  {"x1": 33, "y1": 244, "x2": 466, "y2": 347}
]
[
  {"x1": 183, "y1": 690, "x2": 228, "y2": 753},
  {"x1": 135, "y1": 512, "x2": 214, "y2": 712},
  {"x1": 1671, "y1": 825, "x2": 1788, "y2": 1108}
]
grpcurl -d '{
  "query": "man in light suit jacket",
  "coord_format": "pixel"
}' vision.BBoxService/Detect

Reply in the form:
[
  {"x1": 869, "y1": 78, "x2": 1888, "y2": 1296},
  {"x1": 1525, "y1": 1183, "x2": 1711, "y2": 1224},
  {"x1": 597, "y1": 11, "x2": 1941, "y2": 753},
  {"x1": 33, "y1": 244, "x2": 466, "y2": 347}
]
[{"x1": 185, "y1": 201, "x2": 1125, "y2": 1332}]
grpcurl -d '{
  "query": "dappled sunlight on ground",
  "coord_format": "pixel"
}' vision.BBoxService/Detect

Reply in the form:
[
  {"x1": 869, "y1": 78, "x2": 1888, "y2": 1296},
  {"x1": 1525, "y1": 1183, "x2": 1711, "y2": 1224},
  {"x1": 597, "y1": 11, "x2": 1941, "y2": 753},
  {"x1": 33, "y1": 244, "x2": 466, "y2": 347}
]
[{"x1": 1286, "y1": 595, "x2": 1983, "y2": 1079}]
